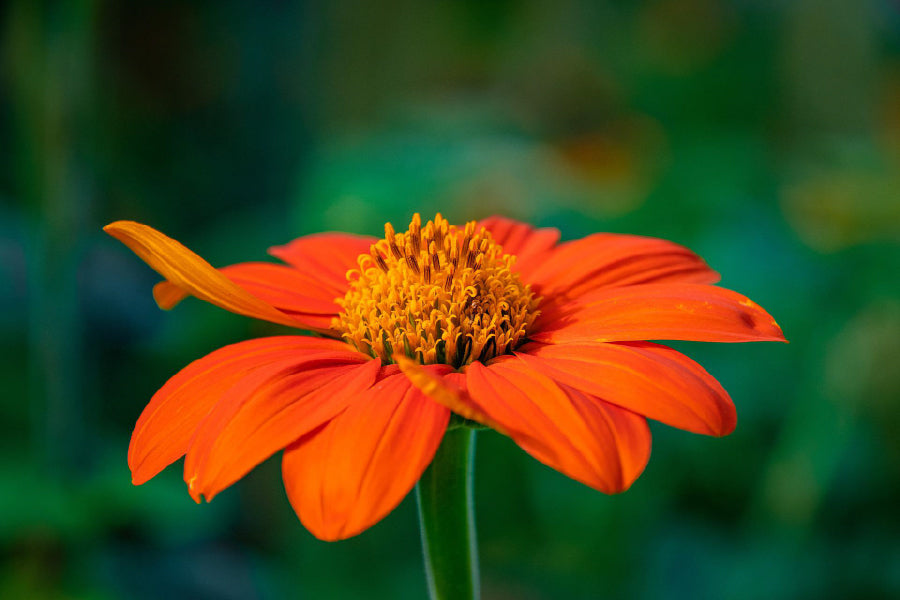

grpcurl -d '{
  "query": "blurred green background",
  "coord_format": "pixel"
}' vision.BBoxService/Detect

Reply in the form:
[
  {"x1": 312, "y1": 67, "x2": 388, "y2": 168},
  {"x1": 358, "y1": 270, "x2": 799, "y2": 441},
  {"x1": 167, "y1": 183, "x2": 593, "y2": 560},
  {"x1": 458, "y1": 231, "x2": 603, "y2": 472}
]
[{"x1": 2, "y1": 0, "x2": 899, "y2": 598}]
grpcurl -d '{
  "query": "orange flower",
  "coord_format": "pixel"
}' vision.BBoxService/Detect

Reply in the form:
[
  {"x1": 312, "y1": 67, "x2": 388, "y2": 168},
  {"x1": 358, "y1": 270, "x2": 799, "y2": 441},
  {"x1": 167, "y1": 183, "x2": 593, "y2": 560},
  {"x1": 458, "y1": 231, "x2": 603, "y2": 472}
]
[{"x1": 105, "y1": 214, "x2": 785, "y2": 541}]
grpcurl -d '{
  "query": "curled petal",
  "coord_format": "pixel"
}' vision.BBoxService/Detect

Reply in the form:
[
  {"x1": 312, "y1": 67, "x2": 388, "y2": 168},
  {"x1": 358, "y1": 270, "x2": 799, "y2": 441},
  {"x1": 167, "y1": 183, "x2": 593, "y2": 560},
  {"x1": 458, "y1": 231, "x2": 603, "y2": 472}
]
[
  {"x1": 282, "y1": 369, "x2": 450, "y2": 541},
  {"x1": 395, "y1": 356, "x2": 498, "y2": 429},
  {"x1": 269, "y1": 232, "x2": 377, "y2": 294},
  {"x1": 532, "y1": 283, "x2": 786, "y2": 344},
  {"x1": 517, "y1": 341, "x2": 736, "y2": 436},
  {"x1": 128, "y1": 337, "x2": 364, "y2": 485},
  {"x1": 154, "y1": 262, "x2": 343, "y2": 331},
  {"x1": 104, "y1": 221, "x2": 306, "y2": 328},
  {"x1": 185, "y1": 359, "x2": 380, "y2": 502},
  {"x1": 465, "y1": 359, "x2": 651, "y2": 493}
]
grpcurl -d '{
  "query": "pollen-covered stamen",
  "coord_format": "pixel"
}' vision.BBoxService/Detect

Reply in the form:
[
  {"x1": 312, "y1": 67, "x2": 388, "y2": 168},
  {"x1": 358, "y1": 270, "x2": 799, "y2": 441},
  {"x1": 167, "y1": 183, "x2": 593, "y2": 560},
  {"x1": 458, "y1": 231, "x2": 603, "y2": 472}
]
[
  {"x1": 335, "y1": 213, "x2": 540, "y2": 366},
  {"x1": 371, "y1": 249, "x2": 389, "y2": 272},
  {"x1": 386, "y1": 223, "x2": 404, "y2": 260}
]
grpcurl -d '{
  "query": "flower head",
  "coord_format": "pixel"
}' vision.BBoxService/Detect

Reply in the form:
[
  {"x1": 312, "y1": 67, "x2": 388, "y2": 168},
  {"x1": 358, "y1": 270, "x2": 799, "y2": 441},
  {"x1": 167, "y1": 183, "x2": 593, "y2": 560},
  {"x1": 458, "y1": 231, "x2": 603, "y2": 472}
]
[
  {"x1": 105, "y1": 214, "x2": 785, "y2": 541},
  {"x1": 338, "y1": 214, "x2": 538, "y2": 366}
]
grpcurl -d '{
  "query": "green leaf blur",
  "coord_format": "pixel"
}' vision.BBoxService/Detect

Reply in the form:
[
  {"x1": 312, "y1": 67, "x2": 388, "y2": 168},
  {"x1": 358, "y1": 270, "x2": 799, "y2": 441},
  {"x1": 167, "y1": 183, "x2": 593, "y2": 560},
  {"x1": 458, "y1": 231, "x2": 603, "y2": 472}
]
[{"x1": 1, "y1": 0, "x2": 898, "y2": 598}]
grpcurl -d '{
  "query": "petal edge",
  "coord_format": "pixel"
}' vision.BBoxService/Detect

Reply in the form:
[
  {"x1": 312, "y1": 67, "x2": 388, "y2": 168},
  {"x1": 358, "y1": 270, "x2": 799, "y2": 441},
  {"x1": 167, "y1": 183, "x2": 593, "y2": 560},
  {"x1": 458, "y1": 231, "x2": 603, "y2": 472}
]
[{"x1": 105, "y1": 221, "x2": 304, "y2": 328}]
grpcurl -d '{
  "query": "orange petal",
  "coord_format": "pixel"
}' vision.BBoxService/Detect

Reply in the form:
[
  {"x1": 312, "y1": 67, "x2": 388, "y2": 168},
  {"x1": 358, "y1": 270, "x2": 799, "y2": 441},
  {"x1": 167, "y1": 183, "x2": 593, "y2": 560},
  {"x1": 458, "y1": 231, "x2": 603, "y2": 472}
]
[
  {"x1": 478, "y1": 216, "x2": 561, "y2": 277},
  {"x1": 466, "y1": 359, "x2": 651, "y2": 493},
  {"x1": 104, "y1": 221, "x2": 304, "y2": 328},
  {"x1": 532, "y1": 283, "x2": 786, "y2": 344},
  {"x1": 268, "y1": 232, "x2": 377, "y2": 294},
  {"x1": 154, "y1": 262, "x2": 343, "y2": 331},
  {"x1": 155, "y1": 263, "x2": 340, "y2": 312},
  {"x1": 152, "y1": 279, "x2": 188, "y2": 310},
  {"x1": 394, "y1": 355, "x2": 491, "y2": 423},
  {"x1": 396, "y1": 357, "x2": 519, "y2": 441},
  {"x1": 517, "y1": 341, "x2": 736, "y2": 436},
  {"x1": 526, "y1": 233, "x2": 719, "y2": 310},
  {"x1": 184, "y1": 359, "x2": 380, "y2": 502},
  {"x1": 128, "y1": 336, "x2": 364, "y2": 485},
  {"x1": 281, "y1": 369, "x2": 450, "y2": 541}
]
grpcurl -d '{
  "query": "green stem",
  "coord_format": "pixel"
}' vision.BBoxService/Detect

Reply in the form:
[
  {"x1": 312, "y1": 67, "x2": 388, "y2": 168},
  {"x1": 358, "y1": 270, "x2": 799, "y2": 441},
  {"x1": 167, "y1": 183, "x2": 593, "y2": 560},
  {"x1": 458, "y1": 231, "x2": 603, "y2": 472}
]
[{"x1": 416, "y1": 427, "x2": 479, "y2": 600}]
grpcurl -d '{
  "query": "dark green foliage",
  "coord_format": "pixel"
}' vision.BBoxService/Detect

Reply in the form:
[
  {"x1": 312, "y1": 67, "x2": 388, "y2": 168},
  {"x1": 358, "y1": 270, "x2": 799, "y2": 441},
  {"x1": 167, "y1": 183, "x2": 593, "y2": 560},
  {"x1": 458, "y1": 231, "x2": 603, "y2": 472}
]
[{"x1": 1, "y1": 0, "x2": 898, "y2": 598}]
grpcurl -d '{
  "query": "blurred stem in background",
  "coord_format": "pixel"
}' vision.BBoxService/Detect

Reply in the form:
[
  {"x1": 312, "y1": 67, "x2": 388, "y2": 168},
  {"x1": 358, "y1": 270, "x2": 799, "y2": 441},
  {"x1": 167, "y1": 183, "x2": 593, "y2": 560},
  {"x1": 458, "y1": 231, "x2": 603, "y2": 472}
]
[{"x1": 5, "y1": 0, "x2": 98, "y2": 476}]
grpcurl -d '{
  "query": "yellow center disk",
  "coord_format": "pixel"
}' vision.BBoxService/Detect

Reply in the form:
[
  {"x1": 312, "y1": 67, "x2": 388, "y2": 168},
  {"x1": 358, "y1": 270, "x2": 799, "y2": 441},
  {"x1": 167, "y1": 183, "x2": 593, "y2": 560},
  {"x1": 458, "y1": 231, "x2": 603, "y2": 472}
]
[{"x1": 335, "y1": 213, "x2": 540, "y2": 366}]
